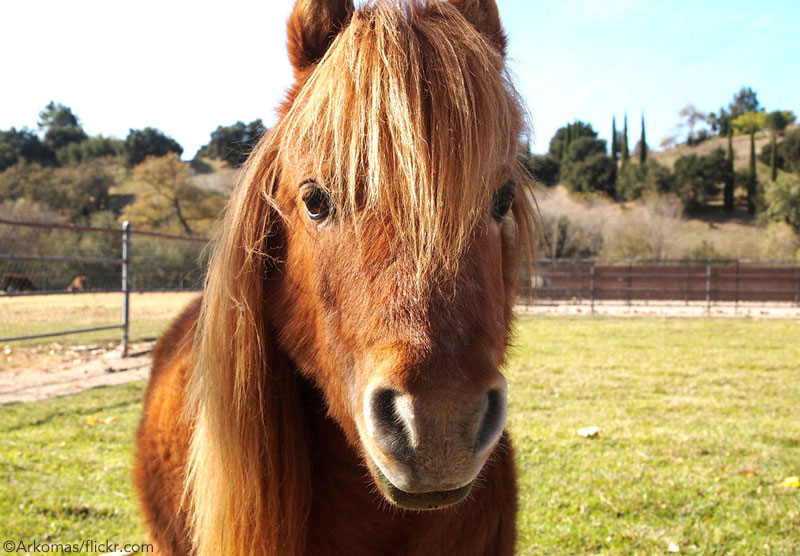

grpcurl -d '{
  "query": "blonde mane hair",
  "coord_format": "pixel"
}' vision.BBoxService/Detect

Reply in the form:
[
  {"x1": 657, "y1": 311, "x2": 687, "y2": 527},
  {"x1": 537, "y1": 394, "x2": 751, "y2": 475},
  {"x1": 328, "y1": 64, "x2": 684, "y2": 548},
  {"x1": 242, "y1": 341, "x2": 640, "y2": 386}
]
[
  {"x1": 280, "y1": 0, "x2": 537, "y2": 276},
  {"x1": 184, "y1": 2, "x2": 537, "y2": 555}
]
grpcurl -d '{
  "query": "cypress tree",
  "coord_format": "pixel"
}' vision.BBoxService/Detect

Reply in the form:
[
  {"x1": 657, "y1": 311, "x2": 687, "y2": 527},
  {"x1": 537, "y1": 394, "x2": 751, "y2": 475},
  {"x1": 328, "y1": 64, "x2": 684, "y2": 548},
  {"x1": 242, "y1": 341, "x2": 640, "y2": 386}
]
[
  {"x1": 622, "y1": 114, "x2": 629, "y2": 165},
  {"x1": 724, "y1": 131, "x2": 735, "y2": 212},
  {"x1": 770, "y1": 132, "x2": 777, "y2": 181},
  {"x1": 747, "y1": 129, "x2": 756, "y2": 215},
  {"x1": 639, "y1": 114, "x2": 647, "y2": 165},
  {"x1": 611, "y1": 116, "x2": 618, "y2": 166}
]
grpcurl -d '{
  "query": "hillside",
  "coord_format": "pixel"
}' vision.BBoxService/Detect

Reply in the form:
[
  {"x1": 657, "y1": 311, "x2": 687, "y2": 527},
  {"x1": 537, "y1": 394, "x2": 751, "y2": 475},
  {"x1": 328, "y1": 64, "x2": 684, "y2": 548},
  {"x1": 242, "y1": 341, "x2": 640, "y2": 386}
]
[{"x1": 651, "y1": 128, "x2": 779, "y2": 170}]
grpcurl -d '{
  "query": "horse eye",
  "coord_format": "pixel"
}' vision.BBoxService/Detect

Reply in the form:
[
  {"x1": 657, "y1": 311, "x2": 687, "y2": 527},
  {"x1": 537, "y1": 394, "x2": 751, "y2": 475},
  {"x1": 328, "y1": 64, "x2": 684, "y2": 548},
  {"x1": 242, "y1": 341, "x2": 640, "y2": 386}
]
[
  {"x1": 491, "y1": 183, "x2": 515, "y2": 222},
  {"x1": 300, "y1": 183, "x2": 331, "y2": 221}
]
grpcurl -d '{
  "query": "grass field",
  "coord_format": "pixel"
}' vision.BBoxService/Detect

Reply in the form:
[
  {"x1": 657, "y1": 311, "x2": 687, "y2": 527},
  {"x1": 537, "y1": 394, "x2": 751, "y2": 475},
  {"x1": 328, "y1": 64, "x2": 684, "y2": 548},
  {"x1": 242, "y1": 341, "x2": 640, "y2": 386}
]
[{"x1": 1, "y1": 316, "x2": 798, "y2": 554}]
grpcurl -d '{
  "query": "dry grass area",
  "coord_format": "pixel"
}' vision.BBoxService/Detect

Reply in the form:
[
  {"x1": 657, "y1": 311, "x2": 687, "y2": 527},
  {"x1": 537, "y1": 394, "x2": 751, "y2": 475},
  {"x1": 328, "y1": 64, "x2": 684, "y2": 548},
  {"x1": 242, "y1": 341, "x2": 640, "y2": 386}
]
[
  {"x1": 652, "y1": 129, "x2": 774, "y2": 170},
  {"x1": 537, "y1": 186, "x2": 799, "y2": 261},
  {"x1": 0, "y1": 292, "x2": 198, "y2": 357}
]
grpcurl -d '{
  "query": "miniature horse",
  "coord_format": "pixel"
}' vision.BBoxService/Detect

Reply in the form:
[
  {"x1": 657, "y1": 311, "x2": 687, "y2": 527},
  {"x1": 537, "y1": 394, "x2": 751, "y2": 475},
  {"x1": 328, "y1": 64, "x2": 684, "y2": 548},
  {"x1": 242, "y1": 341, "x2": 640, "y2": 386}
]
[{"x1": 135, "y1": 1, "x2": 537, "y2": 554}]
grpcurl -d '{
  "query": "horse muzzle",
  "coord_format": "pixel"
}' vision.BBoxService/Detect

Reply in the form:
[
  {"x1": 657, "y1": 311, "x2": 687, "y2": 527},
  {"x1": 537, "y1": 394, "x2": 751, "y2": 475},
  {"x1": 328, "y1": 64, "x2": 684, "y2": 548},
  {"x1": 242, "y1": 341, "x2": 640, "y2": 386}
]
[{"x1": 360, "y1": 375, "x2": 508, "y2": 510}]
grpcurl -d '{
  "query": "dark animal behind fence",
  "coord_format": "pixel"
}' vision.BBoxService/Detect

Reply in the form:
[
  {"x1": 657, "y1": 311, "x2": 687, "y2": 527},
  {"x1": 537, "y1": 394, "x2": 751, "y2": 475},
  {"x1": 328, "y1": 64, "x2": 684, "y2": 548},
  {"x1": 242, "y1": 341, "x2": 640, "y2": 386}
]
[{"x1": 0, "y1": 273, "x2": 36, "y2": 293}]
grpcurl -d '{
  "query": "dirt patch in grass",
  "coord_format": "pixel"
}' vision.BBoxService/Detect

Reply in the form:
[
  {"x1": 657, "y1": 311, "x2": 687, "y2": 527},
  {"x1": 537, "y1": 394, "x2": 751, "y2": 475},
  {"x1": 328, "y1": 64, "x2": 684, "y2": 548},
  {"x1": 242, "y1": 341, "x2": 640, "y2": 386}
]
[{"x1": 0, "y1": 341, "x2": 154, "y2": 405}]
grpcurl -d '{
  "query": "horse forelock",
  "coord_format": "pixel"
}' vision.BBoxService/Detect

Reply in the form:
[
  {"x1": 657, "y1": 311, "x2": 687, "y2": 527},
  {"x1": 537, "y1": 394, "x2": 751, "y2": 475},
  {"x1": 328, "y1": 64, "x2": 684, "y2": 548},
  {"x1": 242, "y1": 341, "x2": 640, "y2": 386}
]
[{"x1": 274, "y1": 0, "x2": 535, "y2": 280}]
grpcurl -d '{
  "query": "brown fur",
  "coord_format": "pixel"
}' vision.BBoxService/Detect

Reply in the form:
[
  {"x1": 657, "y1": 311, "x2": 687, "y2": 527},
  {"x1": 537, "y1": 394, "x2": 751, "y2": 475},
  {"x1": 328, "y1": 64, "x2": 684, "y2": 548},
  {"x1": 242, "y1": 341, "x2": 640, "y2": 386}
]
[
  {"x1": 135, "y1": 2, "x2": 536, "y2": 555},
  {"x1": 67, "y1": 276, "x2": 88, "y2": 292}
]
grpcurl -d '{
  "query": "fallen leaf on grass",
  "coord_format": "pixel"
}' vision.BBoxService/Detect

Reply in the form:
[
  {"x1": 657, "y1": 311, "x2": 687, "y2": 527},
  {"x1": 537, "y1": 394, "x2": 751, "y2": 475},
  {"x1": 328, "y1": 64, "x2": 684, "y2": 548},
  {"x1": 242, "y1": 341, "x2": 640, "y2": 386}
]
[
  {"x1": 779, "y1": 476, "x2": 800, "y2": 488},
  {"x1": 86, "y1": 416, "x2": 118, "y2": 425},
  {"x1": 578, "y1": 426, "x2": 601, "y2": 438}
]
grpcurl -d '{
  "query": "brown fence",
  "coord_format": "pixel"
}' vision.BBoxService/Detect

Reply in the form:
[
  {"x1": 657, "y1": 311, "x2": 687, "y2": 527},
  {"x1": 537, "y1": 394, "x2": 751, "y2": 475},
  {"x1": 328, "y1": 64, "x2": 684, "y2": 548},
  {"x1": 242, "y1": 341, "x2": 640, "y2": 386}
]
[{"x1": 522, "y1": 259, "x2": 800, "y2": 308}]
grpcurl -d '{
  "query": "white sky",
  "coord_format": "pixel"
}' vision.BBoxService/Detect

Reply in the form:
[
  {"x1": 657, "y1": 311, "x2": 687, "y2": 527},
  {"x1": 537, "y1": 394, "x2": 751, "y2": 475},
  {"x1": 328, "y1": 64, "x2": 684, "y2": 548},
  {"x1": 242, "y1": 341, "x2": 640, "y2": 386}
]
[{"x1": 2, "y1": 1, "x2": 798, "y2": 157}]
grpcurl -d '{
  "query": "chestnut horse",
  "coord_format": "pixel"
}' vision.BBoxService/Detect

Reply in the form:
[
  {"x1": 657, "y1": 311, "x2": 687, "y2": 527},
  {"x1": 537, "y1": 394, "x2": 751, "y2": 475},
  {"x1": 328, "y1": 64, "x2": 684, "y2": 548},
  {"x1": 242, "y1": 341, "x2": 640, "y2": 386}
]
[{"x1": 135, "y1": 1, "x2": 537, "y2": 554}]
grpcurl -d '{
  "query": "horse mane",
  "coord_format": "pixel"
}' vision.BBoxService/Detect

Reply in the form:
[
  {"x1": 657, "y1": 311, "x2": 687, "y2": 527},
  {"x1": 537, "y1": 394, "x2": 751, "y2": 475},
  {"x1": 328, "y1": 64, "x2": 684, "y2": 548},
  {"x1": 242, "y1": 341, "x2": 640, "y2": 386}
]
[
  {"x1": 183, "y1": 2, "x2": 537, "y2": 556},
  {"x1": 280, "y1": 0, "x2": 537, "y2": 278}
]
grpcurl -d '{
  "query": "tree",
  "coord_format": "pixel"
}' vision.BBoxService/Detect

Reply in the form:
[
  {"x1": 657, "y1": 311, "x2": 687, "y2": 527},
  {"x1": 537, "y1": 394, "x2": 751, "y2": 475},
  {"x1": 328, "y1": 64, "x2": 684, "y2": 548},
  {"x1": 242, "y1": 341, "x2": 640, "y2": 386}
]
[
  {"x1": 679, "y1": 104, "x2": 708, "y2": 144},
  {"x1": 611, "y1": 116, "x2": 618, "y2": 167},
  {"x1": 123, "y1": 128, "x2": 183, "y2": 168},
  {"x1": 732, "y1": 111, "x2": 765, "y2": 214},
  {"x1": 708, "y1": 108, "x2": 732, "y2": 136},
  {"x1": 765, "y1": 110, "x2": 796, "y2": 134},
  {"x1": 548, "y1": 121, "x2": 597, "y2": 164},
  {"x1": 748, "y1": 131, "x2": 757, "y2": 214},
  {"x1": 0, "y1": 159, "x2": 115, "y2": 220},
  {"x1": 615, "y1": 160, "x2": 673, "y2": 201},
  {"x1": 771, "y1": 132, "x2": 778, "y2": 182},
  {"x1": 639, "y1": 114, "x2": 647, "y2": 165},
  {"x1": 672, "y1": 149, "x2": 728, "y2": 209},
  {"x1": 520, "y1": 153, "x2": 559, "y2": 186},
  {"x1": 196, "y1": 119, "x2": 266, "y2": 167},
  {"x1": 732, "y1": 111, "x2": 767, "y2": 135},
  {"x1": 724, "y1": 132, "x2": 735, "y2": 212},
  {"x1": 560, "y1": 137, "x2": 615, "y2": 196},
  {"x1": 728, "y1": 86, "x2": 761, "y2": 117},
  {"x1": 56, "y1": 135, "x2": 123, "y2": 165},
  {"x1": 562, "y1": 153, "x2": 616, "y2": 196},
  {"x1": 759, "y1": 138, "x2": 785, "y2": 171},
  {"x1": 38, "y1": 101, "x2": 87, "y2": 152},
  {"x1": 778, "y1": 128, "x2": 800, "y2": 175},
  {"x1": 124, "y1": 153, "x2": 225, "y2": 236},
  {"x1": 763, "y1": 173, "x2": 800, "y2": 233},
  {"x1": 0, "y1": 127, "x2": 54, "y2": 171},
  {"x1": 622, "y1": 114, "x2": 629, "y2": 165}
]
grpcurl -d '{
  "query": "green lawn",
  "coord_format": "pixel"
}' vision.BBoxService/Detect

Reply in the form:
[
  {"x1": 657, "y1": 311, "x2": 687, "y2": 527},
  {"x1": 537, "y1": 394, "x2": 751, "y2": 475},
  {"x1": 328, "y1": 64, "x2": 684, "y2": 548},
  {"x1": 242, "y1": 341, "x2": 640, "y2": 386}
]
[
  {"x1": 1, "y1": 316, "x2": 798, "y2": 554},
  {"x1": 508, "y1": 317, "x2": 800, "y2": 555}
]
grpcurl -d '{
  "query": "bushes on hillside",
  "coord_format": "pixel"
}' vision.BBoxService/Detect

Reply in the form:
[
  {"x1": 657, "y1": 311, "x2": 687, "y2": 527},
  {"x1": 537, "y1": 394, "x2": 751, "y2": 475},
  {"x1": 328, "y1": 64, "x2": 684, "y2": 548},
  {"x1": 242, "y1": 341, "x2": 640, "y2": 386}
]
[
  {"x1": 0, "y1": 159, "x2": 116, "y2": 220},
  {"x1": 122, "y1": 128, "x2": 183, "y2": 169},
  {"x1": 671, "y1": 149, "x2": 729, "y2": 209},
  {"x1": 521, "y1": 153, "x2": 559, "y2": 186},
  {"x1": 195, "y1": 119, "x2": 265, "y2": 167},
  {"x1": 763, "y1": 173, "x2": 800, "y2": 233},
  {"x1": 615, "y1": 160, "x2": 674, "y2": 201}
]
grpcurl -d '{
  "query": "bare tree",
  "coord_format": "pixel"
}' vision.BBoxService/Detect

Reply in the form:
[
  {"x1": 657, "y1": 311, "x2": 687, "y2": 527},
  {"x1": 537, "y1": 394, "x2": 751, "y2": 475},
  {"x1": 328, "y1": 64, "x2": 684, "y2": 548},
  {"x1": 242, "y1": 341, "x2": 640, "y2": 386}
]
[{"x1": 678, "y1": 104, "x2": 708, "y2": 143}]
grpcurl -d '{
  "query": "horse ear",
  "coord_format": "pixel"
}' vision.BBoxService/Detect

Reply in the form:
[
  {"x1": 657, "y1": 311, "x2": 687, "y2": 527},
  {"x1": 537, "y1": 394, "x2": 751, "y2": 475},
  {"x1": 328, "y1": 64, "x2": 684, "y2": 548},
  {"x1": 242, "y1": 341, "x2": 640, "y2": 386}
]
[
  {"x1": 287, "y1": 0, "x2": 354, "y2": 79},
  {"x1": 448, "y1": 0, "x2": 507, "y2": 55}
]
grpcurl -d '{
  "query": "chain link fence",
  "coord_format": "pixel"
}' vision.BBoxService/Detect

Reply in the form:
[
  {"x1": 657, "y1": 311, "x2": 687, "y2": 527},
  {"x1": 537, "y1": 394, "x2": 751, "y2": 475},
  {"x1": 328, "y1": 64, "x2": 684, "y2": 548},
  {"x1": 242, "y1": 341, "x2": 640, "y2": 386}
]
[{"x1": 0, "y1": 218, "x2": 209, "y2": 352}]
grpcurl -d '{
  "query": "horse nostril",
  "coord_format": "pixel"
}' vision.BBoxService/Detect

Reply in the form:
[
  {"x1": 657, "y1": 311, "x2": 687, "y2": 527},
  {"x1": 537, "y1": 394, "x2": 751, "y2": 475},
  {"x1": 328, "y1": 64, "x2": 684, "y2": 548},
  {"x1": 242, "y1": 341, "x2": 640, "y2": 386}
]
[
  {"x1": 369, "y1": 388, "x2": 415, "y2": 461},
  {"x1": 474, "y1": 388, "x2": 507, "y2": 454}
]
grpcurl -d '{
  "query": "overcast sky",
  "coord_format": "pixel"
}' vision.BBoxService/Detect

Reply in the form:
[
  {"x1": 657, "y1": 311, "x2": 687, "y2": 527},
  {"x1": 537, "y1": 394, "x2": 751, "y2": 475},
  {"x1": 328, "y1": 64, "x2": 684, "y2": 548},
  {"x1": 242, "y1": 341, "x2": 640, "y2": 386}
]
[{"x1": 2, "y1": 0, "x2": 798, "y2": 157}]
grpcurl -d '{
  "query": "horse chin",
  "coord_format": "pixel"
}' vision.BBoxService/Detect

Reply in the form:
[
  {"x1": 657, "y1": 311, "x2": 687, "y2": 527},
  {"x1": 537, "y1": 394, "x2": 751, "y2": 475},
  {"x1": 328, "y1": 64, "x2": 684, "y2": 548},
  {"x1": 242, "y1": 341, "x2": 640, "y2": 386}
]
[{"x1": 370, "y1": 461, "x2": 475, "y2": 511}]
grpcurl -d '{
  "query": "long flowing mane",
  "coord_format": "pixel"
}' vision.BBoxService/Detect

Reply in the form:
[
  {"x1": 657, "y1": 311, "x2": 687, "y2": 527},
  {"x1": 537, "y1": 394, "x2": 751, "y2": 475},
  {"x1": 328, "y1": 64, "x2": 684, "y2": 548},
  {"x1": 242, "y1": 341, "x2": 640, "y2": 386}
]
[{"x1": 181, "y1": 2, "x2": 536, "y2": 555}]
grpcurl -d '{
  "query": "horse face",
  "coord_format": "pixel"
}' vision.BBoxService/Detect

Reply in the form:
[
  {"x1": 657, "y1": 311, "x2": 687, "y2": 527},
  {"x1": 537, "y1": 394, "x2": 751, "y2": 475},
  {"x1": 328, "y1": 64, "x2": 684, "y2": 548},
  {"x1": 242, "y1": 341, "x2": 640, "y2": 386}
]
[
  {"x1": 269, "y1": 0, "x2": 525, "y2": 511},
  {"x1": 272, "y1": 170, "x2": 518, "y2": 511}
]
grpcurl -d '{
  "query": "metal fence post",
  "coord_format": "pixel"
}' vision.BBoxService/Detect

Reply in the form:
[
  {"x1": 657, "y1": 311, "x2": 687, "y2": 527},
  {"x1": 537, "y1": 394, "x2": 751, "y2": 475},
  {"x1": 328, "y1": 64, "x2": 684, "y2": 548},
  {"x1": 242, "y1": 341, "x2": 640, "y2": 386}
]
[
  {"x1": 705, "y1": 261, "x2": 712, "y2": 317},
  {"x1": 685, "y1": 263, "x2": 690, "y2": 306},
  {"x1": 590, "y1": 261, "x2": 596, "y2": 315},
  {"x1": 627, "y1": 262, "x2": 633, "y2": 308},
  {"x1": 121, "y1": 221, "x2": 131, "y2": 357}
]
